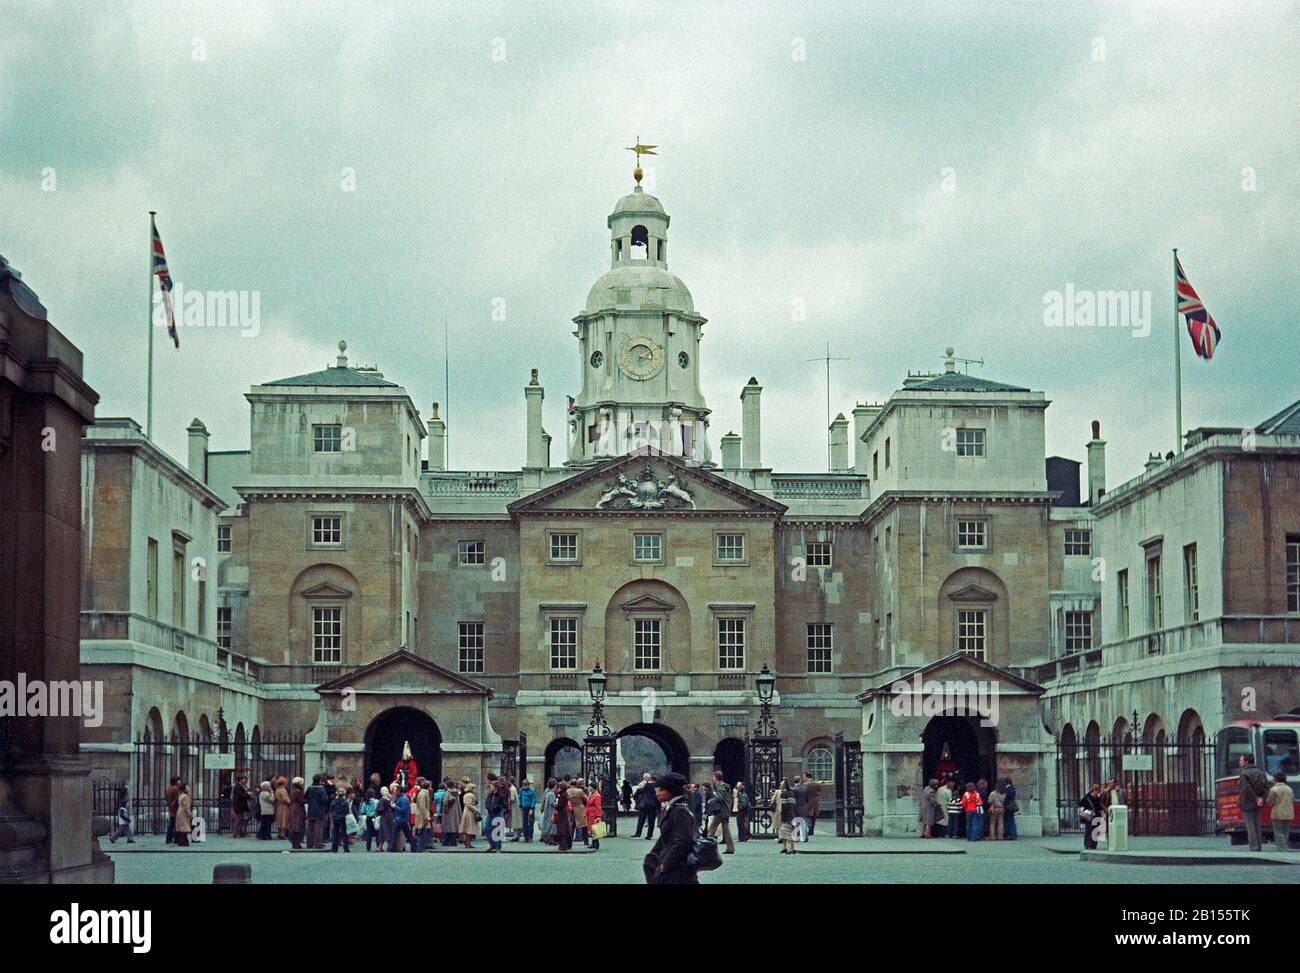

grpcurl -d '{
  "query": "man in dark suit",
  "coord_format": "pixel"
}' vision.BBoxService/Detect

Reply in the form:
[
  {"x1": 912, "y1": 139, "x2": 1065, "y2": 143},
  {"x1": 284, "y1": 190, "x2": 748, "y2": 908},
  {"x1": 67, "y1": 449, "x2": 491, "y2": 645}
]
[
  {"x1": 632, "y1": 773, "x2": 659, "y2": 839},
  {"x1": 801, "y1": 772, "x2": 823, "y2": 836},
  {"x1": 643, "y1": 773, "x2": 697, "y2": 885}
]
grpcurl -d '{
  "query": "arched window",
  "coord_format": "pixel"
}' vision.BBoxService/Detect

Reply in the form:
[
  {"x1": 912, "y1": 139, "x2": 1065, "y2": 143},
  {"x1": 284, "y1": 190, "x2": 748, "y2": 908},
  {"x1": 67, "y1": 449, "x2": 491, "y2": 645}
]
[
  {"x1": 805, "y1": 747, "x2": 834, "y2": 783},
  {"x1": 630, "y1": 224, "x2": 649, "y2": 259}
]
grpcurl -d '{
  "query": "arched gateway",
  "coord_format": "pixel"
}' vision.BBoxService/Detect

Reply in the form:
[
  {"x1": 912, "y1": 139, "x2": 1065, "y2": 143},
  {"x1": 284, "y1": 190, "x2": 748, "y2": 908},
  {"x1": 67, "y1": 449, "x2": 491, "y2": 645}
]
[{"x1": 364, "y1": 707, "x2": 441, "y2": 788}]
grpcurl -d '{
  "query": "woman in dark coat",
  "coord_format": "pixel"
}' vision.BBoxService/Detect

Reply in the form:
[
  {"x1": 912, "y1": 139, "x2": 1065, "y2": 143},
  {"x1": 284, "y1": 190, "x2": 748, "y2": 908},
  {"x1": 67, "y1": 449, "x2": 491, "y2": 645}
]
[
  {"x1": 440, "y1": 778, "x2": 461, "y2": 847},
  {"x1": 287, "y1": 777, "x2": 307, "y2": 849},
  {"x1": 378, "y1": 786, "x2": 395, "y2": 852},
  {"x1": 1079, "y1": 784, "x2": 1106, "y2": 849},
  {"x1": 554, "y1": 780, "x2": 574, "y2": 852}
]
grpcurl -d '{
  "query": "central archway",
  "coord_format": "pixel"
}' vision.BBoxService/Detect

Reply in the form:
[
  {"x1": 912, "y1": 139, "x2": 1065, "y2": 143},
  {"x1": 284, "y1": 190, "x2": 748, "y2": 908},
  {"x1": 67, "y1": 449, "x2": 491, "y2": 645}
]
[
  {"x1": 921, "y1": 714, "x2": 996, "y2": 787},
  {"x1": 364, "y1": 707, "x2": 441, "y2": 789},
  {"x1": 616, "y1": 722, "x2": 690, "y2": 780}
]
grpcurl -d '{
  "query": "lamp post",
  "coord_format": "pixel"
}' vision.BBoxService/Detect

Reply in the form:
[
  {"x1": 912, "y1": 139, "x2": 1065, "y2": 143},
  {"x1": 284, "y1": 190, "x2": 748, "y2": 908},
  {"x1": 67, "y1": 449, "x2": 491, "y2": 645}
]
[
  {"x1": 746, "y1": 662, "x2": 782, "y2": 837},
  {"x1": 583, "y1": 662, "x2": 617, "y2": 836}
]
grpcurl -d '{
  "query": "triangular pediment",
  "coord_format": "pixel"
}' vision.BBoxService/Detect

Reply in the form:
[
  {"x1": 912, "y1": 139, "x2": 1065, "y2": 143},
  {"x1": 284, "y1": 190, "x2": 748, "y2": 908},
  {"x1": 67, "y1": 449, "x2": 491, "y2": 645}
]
[
  {"x1": 508, "y1": 448, "x2": 786, "y2": 517},
  {"x1": 316, "y1": 650, "x2": 491, "y2": 696},
  {"x1": 301, "y1": 582, "x2": 352, "y2": 599},
  {"x1": 861, "y1": 652, "x2": 1044, "y2": 699},
  {"x1": 620, "y1": 593, "x2": 676, "y2": 613},
  {"x1": 947, "y1": 584, "x2": 998, "y2": 603}
]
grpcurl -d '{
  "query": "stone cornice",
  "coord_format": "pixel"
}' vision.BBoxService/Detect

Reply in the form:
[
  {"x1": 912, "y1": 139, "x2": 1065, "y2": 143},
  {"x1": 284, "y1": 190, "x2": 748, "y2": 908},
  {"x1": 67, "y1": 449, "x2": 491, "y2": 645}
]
[
  {"x1": 235, "y1": 486, "x2": 431, "y2": 520},
  {"x1": 859, "y1": 489, "x2": 1055, "y2": 525}
]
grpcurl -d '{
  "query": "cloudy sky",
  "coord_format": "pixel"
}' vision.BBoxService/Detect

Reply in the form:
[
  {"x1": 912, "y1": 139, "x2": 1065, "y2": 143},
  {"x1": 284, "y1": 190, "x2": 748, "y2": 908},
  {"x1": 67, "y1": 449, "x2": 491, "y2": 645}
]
[{"x1": 2, "y1": 0, "x2": 1296, "y2": 485}]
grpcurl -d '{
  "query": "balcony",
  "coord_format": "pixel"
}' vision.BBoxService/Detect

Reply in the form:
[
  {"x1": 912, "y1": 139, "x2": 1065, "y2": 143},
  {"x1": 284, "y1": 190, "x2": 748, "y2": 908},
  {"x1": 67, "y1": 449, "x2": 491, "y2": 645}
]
[{"x1": 81, "y1": 611, "x2": 220, "y2": 667}]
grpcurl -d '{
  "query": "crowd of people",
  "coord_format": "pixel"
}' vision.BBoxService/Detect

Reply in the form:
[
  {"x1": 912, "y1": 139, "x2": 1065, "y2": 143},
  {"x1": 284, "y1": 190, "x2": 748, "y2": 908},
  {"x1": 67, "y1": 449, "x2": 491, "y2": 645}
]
[{"x1": 918, "y1": 775, "x2": 1024, "y2": 843}]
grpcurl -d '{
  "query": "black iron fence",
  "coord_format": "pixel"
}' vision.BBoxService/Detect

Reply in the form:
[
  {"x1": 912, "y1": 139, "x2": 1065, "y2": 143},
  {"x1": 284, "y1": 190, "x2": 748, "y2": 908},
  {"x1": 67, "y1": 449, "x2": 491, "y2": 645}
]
[
  {"x1": 132, "y1": 733, "x2": 305, "y2": 835},
  {"x1": 1056, "y1": 735, "x2": 1216, "y2": 835}
]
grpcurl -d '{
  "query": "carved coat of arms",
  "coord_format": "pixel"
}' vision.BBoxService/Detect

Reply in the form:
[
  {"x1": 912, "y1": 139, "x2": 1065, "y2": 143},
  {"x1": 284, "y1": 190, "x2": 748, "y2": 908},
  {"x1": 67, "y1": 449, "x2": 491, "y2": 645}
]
[{"x1": 596, "y1": 464, "x2": 695, "y2": 510}]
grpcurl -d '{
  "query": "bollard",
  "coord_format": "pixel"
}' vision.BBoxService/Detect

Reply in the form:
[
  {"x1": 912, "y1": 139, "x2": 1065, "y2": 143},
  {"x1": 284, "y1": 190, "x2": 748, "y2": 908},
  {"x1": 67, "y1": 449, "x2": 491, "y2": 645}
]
[
  {"x1": 212, "y1": 862, "x2": 253, "y2": 884},
  {"x1": 1106, "y1": 804, "x2": 1129, "y2": 852}
]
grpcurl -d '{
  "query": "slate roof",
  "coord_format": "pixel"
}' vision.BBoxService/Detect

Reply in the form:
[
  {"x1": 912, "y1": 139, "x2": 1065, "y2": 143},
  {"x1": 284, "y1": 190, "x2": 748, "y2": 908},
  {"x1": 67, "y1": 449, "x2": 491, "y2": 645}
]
[
  {"x1": 906, "y1": 372, "x2": 1031, "y2": 393},
  {"x1": 1256, "y1": 400, "x2": 1300, "y2": 436},
  {"x1": 263, "y1": 365, "x2": 397, "y2": 388}
]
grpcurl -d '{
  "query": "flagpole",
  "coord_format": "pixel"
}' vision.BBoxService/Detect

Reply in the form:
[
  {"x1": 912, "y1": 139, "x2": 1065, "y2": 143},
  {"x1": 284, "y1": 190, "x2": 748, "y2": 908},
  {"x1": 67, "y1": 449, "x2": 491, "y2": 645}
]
[
  {"x1": 1173, "y1": 247, "x2": 1182, "y2": 454},
  {"x1": 147, "y1": 210, "x2": 156, "y2": 440},
  {"x1": 444, "y1": 312, "x2": 450, "y2": 469}
]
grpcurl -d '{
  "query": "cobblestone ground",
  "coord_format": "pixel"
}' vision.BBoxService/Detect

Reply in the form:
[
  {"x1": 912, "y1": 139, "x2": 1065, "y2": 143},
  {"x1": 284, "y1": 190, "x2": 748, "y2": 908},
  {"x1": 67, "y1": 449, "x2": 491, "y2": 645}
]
[{"x1": 107, "y1": 832, "x2": 1300, "y2": 885}]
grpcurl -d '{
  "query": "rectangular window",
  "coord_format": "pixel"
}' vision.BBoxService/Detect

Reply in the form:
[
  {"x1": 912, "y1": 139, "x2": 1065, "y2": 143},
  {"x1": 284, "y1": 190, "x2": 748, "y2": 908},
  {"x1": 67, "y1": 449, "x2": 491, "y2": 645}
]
[
  {"x1": 1064, "y1": 528, "x2": 1092, "y2": 556},
  {"x1": 548, "y1": 617, "x2": 577, "y2": 669},
  {"x1": 1064, "y1": 610, "x2": 1092, "y2": 654},
  {"x1": 1286, "y1": 534, "x2": 1299, "y2": 613},
  {"x1": 956, "y1": 428, "x2": 986, "y2": 457},
  {"x1": 197, "y1": 579, "x2": 206, "y2": 635},
  {"x1": 805, "y1": 542, "x2": 832, "y2": 568},
  {"x1": 885, "y1": 612, "x2": 893, "y2": 662},
  {"x1": 633, "y1": 532, "x2": 662, "y2": 562},
  {"x1": 312, "y1": 424, "x2": 342, "y2": 453},
  {"x1": 311, "y1": 606, "x2": 343, "y2": 663},
  {"x1": 146, "y1": 538, "x2": 159, "y2": 618},
  {"x1": 884, "y1": 437, "x2": 891, "y2": 469},
  {"x1": 549, "y1": 532, "x2": 578, "y2": 562},
  {"x1": 1183, "y1": 543, "x2": 1199, "y2": 622},
  {"x1": 217, "y1": 607, "x2": 232, "y2": 649},
  {"x1": 957, "y1": 519, "x2": 987, "y2": 550},
  {"x1": 957, "y1": 608, "x2": 986, "y2": 659},
  {"x1": 1117, "y1": 569, "x2": 1130, "y2": 639},
  {"x1": 872, "y1": 451, "x2": 879, "y2": 480},
  {"x1": 1146, "y1": 552, "x2": 1163, "y2": 630},
  {"x1": 457, "y1": 540, "x2": 485, "y2": 565},
  {"x1": 717, "y1": 618, "x2": 745, "y2": 669},
  {"x1": 715, "y1": 533, "x2": 745, "y2": 563},
  {"x1": 217, "y1": 525, "x2": 231, "y2": 553},
  {"x1": 806, "y1": 623, "x2": 833, "y2": 673},
  {"x1": 458, "y1": 622, "x2": 485, "y2": 673},
  {"x1": 311, "y1": 515, "x2": 342, "y2": 545},
  {"x1": 634, "y1": 618, "x2": 661, "y2": 671},
  {"x1": 172, "y1": 549, "x2": 185, "y2": 627}
]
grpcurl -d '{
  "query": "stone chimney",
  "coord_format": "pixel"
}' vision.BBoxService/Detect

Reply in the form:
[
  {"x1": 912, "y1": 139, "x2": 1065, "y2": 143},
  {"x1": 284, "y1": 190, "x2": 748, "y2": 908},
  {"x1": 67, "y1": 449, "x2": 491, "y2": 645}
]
[
  {"x1": 740, "y1": 378, "x2": 762, "y2": 469},
  {"x1": 829, "y1": 413, "x2": 849, "y2": 471},
  {"x1": 1144, "y1": 452, "x2": 1163, "y2": 472},
  {"x1": 1086, "y1": 419, "x2": 1106, "y2": 505},
  {"x1": 427, "y1": 402, "x2": 446, "y2": 471},
  {"x1": 525, "y1": 369, "x2": 546, "y2": 468},
  {"x1": 720, "y1": 431, "x2": 742, "y2": 469},
  {"x1": 186, "y1": 417, "x2": 209, "y2": 482},
  {"x1": 853, "y1": 402, "x2": 882, "y2": 474}
]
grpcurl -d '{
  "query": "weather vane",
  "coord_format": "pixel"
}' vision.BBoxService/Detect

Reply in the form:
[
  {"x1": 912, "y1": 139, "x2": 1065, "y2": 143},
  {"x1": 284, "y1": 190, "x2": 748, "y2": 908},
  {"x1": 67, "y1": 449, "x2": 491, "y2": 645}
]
[{"x1": 625, "y1": 136, "x2": 657, "y2": 185}]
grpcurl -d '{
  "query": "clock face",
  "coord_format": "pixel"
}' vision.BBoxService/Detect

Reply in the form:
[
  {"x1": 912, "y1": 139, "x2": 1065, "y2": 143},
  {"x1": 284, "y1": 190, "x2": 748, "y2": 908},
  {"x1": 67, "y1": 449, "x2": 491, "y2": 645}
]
[
  {"x1": 617, "y1": 335, "x2": 664, "y2": 380},
  {"x1": 590, "y1": 351, "x2": 604, "y2": 368},
  {"x1": 678, "y1": 351, "x2": 690, "y2": 369}
]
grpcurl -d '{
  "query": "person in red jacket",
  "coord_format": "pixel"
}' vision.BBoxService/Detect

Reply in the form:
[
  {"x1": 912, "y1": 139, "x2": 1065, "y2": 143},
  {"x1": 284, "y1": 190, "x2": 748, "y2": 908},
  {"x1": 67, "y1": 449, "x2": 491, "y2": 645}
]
[
  {"x1": 586, "y1": 784, "x2": 604, "y2": 851},
  {"x1": 960, "y1": 782, "x2": 985, "y2": 842}
]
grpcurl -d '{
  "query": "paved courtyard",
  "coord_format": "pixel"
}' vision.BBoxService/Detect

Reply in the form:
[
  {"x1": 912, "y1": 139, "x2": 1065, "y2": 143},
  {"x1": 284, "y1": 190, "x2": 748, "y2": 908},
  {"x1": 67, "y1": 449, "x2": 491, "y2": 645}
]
[{"x1": 107, "y1": 831, "x2": 1300, "y2": 885}]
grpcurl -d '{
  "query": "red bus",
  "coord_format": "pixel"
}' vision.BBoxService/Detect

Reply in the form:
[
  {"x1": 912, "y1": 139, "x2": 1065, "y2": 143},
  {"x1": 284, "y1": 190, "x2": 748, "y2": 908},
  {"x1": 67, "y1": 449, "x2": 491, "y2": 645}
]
[{"x1": 1214, "y1": 715, "x2": 1300, "y2": 844}]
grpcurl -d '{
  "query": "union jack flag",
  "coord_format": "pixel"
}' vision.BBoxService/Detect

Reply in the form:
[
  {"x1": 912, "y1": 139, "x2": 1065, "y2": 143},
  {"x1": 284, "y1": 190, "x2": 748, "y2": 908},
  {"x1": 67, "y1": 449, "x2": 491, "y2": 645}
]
[
  {"x1": 1175, "y1": 254, "x2": 1220, "y2": 361},
  {"x1": 567, "y1": 395, "x2": 576, "y2": 414},
  {"x1": 151, "y1": 214, "x2": 179, "y2": 348}
]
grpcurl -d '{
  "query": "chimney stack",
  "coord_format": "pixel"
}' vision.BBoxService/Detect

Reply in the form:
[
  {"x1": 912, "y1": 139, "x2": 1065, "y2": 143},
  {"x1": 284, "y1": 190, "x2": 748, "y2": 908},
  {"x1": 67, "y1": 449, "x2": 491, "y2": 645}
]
[
  {"x1": 525, "y1": 369, "x2": 546, "y2": 468},
  {"x1": 720, "y1": 431, "x2": 742, "y2": 469},
  {"x1": 1144, "y1": 452, "x2": 1163, "y2": 472},
  {"x1": 186, "y1": 418, "x2": 209, "y2": 482},
  {"x1": 1086, "y1": 419, "x2": 1106, "y2": 505},
  {"x1": 852, "y1": 402, "x2": 882, "y2": 474},
  {"x1": 829, "y1": 413, "x2": 849, "y2": 471},
  {"x1": 740, "y1": 378, "x2": 762, "y2": 468},
  {"x1": 428, "y1": 402, "x2": 446, "y2": 471}
]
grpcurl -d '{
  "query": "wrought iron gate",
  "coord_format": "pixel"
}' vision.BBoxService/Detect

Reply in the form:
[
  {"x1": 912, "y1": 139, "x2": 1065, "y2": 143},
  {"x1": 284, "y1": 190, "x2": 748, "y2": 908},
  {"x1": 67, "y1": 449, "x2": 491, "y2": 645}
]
[
  {"x1": 834, "y1": 732, "x2": 865, "y2": 836},
  {"x1": 501, "y1": 738, "x2": 518, "y2": 782},
  {"x1": 745, "y1": 731, "x2": 783, "y2": 837},
  {"x1": 582, "y1": 732, "x2": 619, "y2": 837},
  {"x1": 518, "y1": 731, "x2": 528, "y2": 786},
  {"x1": 1055, "y1": 733, "x2": 1216, "y2": 835},
  {"x1": 132, "y1": 731, "x2": 304, "y2": 835}
]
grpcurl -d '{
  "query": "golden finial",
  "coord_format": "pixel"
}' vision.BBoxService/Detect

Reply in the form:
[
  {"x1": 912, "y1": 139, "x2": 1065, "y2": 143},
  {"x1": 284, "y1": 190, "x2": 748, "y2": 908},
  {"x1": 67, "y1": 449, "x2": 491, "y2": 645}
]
[{"x1": 625, "y1": 137, "x2": 657, "y2": 185}]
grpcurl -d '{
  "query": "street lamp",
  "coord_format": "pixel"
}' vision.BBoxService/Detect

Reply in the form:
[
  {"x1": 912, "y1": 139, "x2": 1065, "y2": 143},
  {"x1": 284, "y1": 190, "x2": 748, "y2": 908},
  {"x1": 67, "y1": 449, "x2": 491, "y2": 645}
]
[
  {"x1": 586, "y1": 662, "x2": 610, "y2": 737},
  {"x1": 754, "y1": 662, "x2": 778, "y2": 737}
]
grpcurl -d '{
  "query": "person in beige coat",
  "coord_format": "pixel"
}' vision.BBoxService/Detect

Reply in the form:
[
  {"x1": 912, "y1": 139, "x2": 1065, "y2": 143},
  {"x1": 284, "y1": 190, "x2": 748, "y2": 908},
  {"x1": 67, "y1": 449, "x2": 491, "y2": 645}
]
[
  {"x1": 1267, "y1": 773, "x2": 1295, "y2": 852},
  {"x1": 274, "y1": 777, "x2": 291, "y2": 839},
  {"x1": 414, "y1": 779, "x2": 433, "y2": 852},
  {"x1": 175, "y1": 783, "x2": 193, "y2": 847},
  {"x1": 459, "y1": 783, "x2": 479, "y2": 847}
]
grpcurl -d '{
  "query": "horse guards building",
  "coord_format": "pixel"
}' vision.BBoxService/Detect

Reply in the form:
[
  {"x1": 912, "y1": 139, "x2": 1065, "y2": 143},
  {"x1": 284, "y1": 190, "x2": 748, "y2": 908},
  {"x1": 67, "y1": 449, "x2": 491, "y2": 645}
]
[{"x1": 64, "y1": 169, "x2": 1300, "y2": 840}]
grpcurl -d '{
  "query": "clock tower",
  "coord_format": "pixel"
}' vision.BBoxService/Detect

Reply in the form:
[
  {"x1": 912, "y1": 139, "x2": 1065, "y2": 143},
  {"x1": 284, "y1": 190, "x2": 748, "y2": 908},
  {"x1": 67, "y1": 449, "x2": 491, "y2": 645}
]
[{"x1": 566, "y1": 168, "x2": 712, "y2": 466}]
